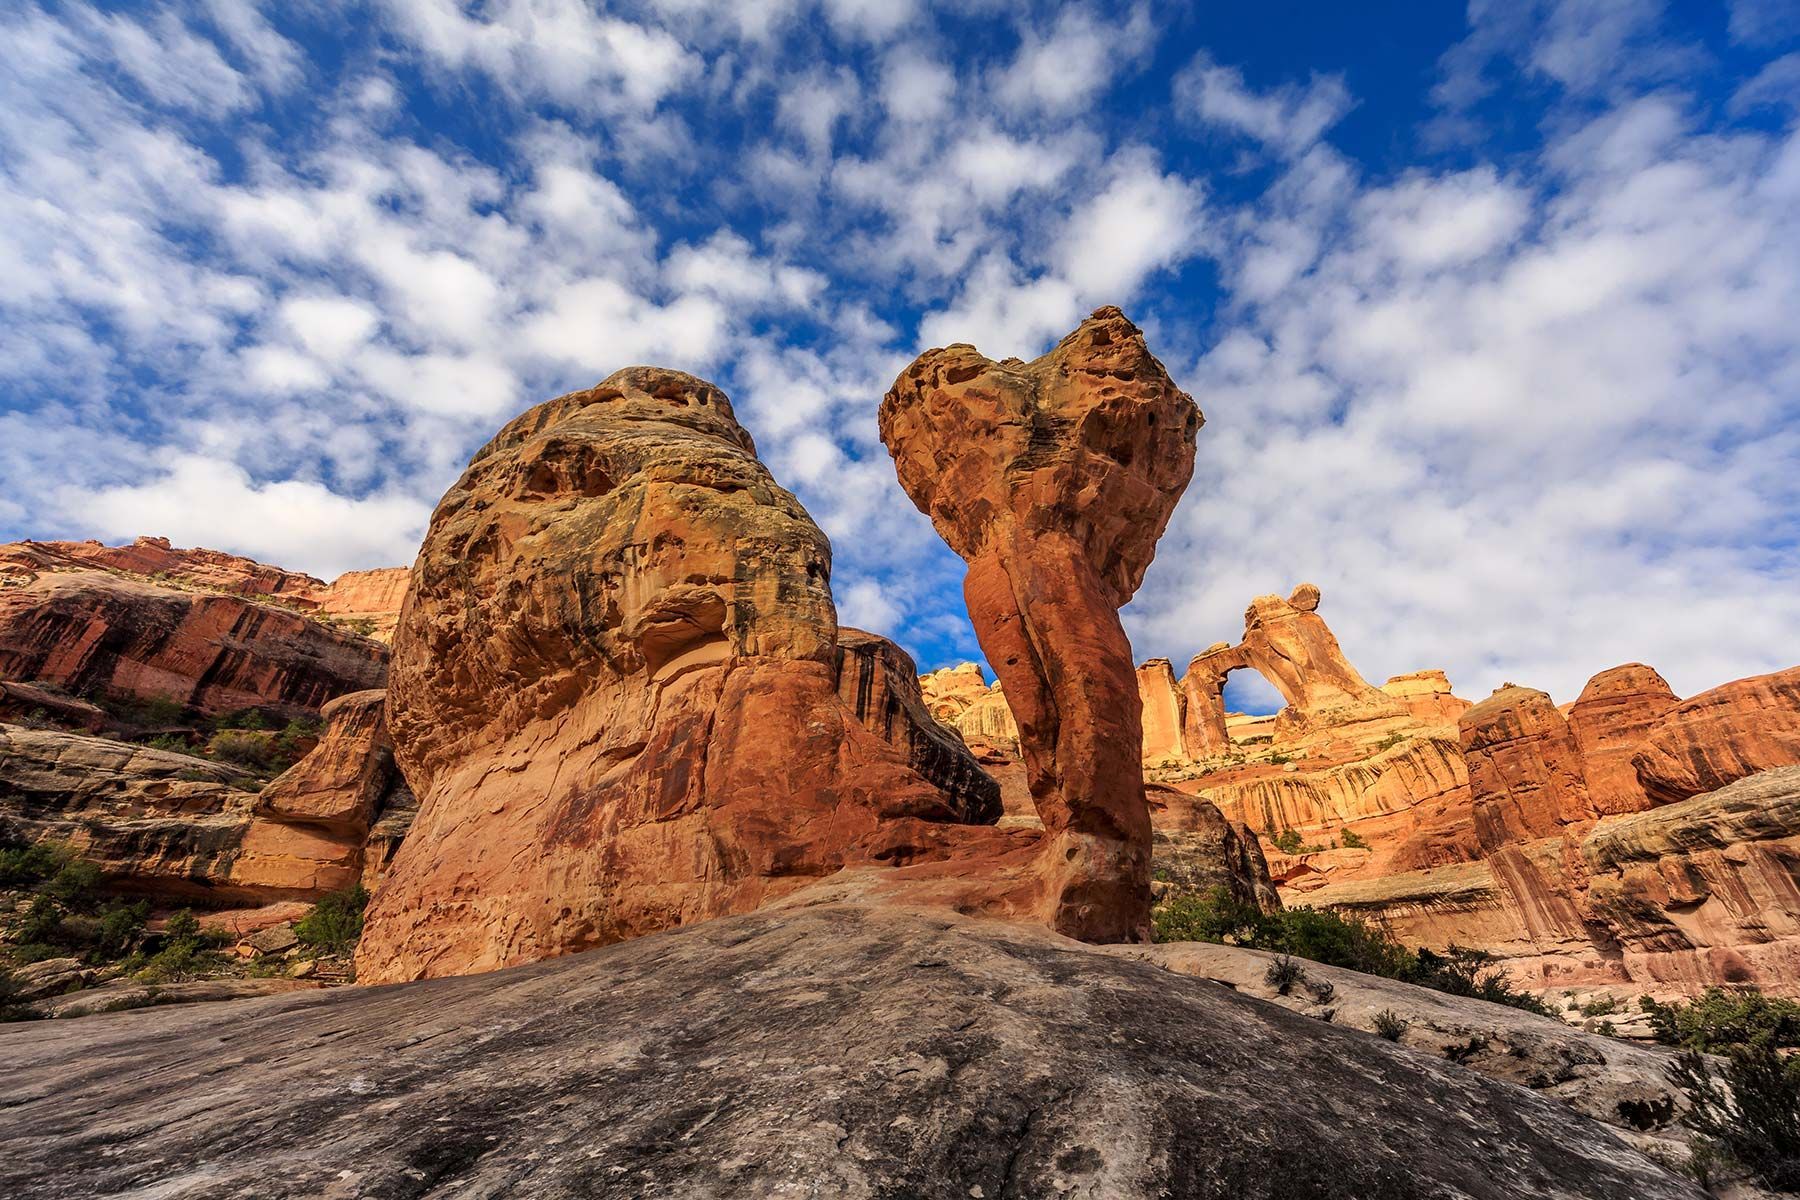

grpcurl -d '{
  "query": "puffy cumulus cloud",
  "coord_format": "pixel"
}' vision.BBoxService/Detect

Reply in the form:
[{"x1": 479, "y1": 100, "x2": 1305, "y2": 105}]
[
  {"x1": 373, "y1": 0, "x2": 698, "y2": 115},
  {"x1": 994, "y1": 3, "x2": 1152, "y2": 115},
  {"x1": 1127, "y1": 90, "x2": 1800, "y2": 705},
  {"x1": 918, "y1": 155, "x2": 1205, "y2": 354},
  {"x1": 66, "y1": 454, "x2": 431, "y2": 582}
]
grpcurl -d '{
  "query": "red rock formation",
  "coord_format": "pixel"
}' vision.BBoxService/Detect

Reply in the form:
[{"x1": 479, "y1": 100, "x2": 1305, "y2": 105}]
[
  {"x1": 313, "y1": 568, "x2": 411, "y2": 642},
  {"x1": 1380, "y1": 670, "x2": 1472, "y2": 725},
  {"x1": 1567, "y1": 664, "x2": 1680, "y2": 815},
  {"x1": 881, "y1": 306, "x2": 1201, "y2": 941},
  {"x1": 1148, "y1": 784, "x2": 1281, "y2": 914},
  {"x1": 1459, "y1": 686, "x2": 1597, "y2": 853},
  {"x1": 1632, "y1": 665, "x2": 1800, "y2": 804},
  {"x1": 358, "y1": 368, "x2": 1011, "y2": 984},
  {"x1": 834, "y1": 629, "x2": 1001, "y2": 821},
  {"x1": 1236, "y1": 584, "x2": 1407, "y2": 735},
  {"x1": 0, "y1": 536, "x2": 324, "y2": 599},
  {"x1": 250, "y1": 691, "x2": 394, "y2": 836},
  {"x1": 0, "y1": 569, "x2": 386, "y2": 718},
  {"x1": 1137, "y1": 659, "x2": 1186, "y2": 763},
  {"x1": 1179, "y1": 642, "x2": 1239, "y2": 758}
]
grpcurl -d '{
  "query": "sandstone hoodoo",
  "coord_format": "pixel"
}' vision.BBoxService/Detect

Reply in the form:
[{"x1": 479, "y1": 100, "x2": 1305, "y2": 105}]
[
  {"x1": 1567, "y1": 664, "x2": 1679, "y2": 815},
  {"x1": 881, "y1": 306, "x2": 1202, "y2": 941},
  {"x1": 357, "y1": 367, "x2": 1006, "y2": 983}
]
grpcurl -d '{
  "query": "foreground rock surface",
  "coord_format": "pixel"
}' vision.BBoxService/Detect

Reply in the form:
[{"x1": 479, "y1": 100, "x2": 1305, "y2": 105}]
[{"x1": 0, "y1": 904, "x2": 1698, "y2": 1200}]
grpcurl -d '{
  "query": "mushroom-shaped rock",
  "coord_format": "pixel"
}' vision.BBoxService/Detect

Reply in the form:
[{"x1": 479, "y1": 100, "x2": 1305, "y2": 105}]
[
  {"x1": 880, "y1": 307, "x2": 1201, "y2": 941},
  {"x1": 357, "y1": 368, "x2": 1000, "y2": 983}
]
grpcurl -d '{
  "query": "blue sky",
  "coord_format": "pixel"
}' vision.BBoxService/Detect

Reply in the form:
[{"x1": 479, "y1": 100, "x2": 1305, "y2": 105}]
[{"x1": 2, "y1": 0, "x2": 1798, "y2": 714}]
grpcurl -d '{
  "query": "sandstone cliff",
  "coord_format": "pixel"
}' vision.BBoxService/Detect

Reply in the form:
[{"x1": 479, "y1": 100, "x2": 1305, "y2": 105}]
[
  {"x1": 0, "y1": 567, "x2": 387, "y2": 718},
  {"x1": 1633, "y1": 665, "x2": 1800, "y2": 804}
]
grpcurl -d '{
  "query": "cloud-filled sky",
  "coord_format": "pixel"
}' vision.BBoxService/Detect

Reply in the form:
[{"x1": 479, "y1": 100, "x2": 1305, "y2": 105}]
[{"x1": 2, "y1": 0, "x2": 1797, "y2": 713}]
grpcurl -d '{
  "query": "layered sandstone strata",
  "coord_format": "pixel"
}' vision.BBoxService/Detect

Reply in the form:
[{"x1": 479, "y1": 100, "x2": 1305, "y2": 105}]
[
  {"x1": 1303, "y1": 766, "x2": 1800, "y2": 999},
  {"x1": 1633, "y1": 665, "x2": 1800, "y2": 804},
  {"x1": 0, "y1": 536, "x2": 324, "y2": 599},
  {"x1": 0, "y1": 569, "x2": 387, "y2": 718},
  {"x1": 881, "y1": 306, "x2": 1201, "y2": 941},
  {"x1": 312, "y1": 567, "x2": 411, "y2": 642},
  {"x1": 0, "y1": 695, "x2": 413, "y2": 905},
  {"x1": 0, "y1": 724, "x2": 260, "y2": 899},
  {"x1": 359, "y1": 368, "x2": 1010, "y2": 983}
]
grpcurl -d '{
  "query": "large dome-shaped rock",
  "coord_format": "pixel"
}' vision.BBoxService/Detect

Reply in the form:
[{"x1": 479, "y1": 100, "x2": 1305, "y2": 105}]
[
  {"x1": 881, "y1": 307, "x2": 1201, "y2": 941},
  {"x1": 1460, "y1": 686, "x2": 1597, "y2": 853},
  {"x1": 1567, "y1": 664, "x2": 1680, "y2": 815},
  {"x1": 358, "y1": 369, "x2": 1002, "y2": 983},
  {"x1": 1632, "y1": 665, "x2": 1800, "y2": 804},
  {"x1": 0, "y1": 903, "x2": 1703, "y2": 1200}
]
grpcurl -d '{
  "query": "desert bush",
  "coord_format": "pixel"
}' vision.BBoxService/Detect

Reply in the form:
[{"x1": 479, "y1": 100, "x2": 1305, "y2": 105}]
[
  {"x1": 296, "y1": 885, "x2": 369, "y2": 955},
  {"x1": 1265, "y1": 955, "x2": 1306, "y2": 995},
  {"x1": 136, "y1": 909, "x2": 214, "y2": 983},
  {"x1": 1153, "y1": 888, "x2": 1548, "y2": 1016},
  {"x1": 1340, "y1": 829, "x2": 1368, "y2": 850},
  {"x1": 1647, "y1": 987, "x2": 1800, "y2": 1053},
  {"x1": 1373, "y1": 1009, "x2": 1408, "y2": 1041},
  {"x1": 93, "y1": 900, "x2": 149, "y2": 960},
  {"x1": 44, "y1": 858, "x2": 103, "y2": 909},
  {"x1": 1403, "y1": 946, "x2": 1553, "y2": 1017},
  {"x1": 0, "y1": 839, "x2": 68, "y2": 888},
  {"x1": 208, "y1": 730, "x2": 271, "y2": 769},
  {"x1": 1671, "y1": 1046, "x2": 1800, "y2": 1191}
]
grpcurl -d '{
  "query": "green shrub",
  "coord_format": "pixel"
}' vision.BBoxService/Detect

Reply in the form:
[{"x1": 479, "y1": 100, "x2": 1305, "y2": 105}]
[
  {"x1": 44, "y1": 859, "x2": 103, "y2": 909},
  {"x1": 208, "y1": 730, "x2": 271, "y2": 769},
  {"x1": 13, "y1": 893, "x2": 66, "y2": 945},
  {"x1": 144, "y1": 733, "x2": 201, "y2": 755},
  {"x1": 93, "y1": 900, "x2": 149, "y2": 960},
  {"x1": 215, "y1": 709, "x2": 268, "y2": 732},
  {"x1": 1647, "y1": 987, "x2": 1800, "y2": 1053},
  {"x1": 1340, "y1": 829, "x2": 1368, "y2": 850},
  {"x1": 1580, "y1": 995, "x2": 1618, "y2": 1018},
  {"x1": 1272, "y1": 829, "x2": 1303, "y2": 855},
  {"x1": 136, "y1": 909, "x2": 213, "y2": 983},
  {"x1": 0, "y1": 840, "x2": 69, "y2": 888},
  {"x1": 1375, "y1": 732, "x2": 1407, "y2": 752},
  {"x1": 295, "y1": 886, "x2": 369, "y2": 955},
  {"x1": 1672, "y1": 1046, "x2": 1800, "y2": 1191},
  {"x1": 1152, "y1": 888, "x2": 1549, "y2": 1016},
  {"x1": 1404, "y1": 946, "x2": 1553, "y2": 1017},
  {"x1": 1373, "y1": 1009, "x2": 1408, "y2": 1041}
]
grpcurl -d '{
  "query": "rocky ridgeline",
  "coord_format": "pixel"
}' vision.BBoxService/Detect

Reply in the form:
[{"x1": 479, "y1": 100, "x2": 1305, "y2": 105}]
[{"x1": 923, "y1": 580, "x2": 1800, "y2": 1001}]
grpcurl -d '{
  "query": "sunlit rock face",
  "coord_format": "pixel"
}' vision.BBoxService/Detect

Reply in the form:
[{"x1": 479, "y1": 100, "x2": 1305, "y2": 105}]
[
  {"x1": 1632, "y1": 665, "x2": 1800, "y2": 805},
  {"x1": 358, "y1": 368, "x2": 1004, "y2": 983},
  {"x1": 881, "y1": 306, "x2": 1201, "y2": 942}
]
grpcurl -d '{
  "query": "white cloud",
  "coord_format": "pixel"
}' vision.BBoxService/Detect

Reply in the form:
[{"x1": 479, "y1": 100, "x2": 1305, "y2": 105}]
[
  {"x1": 280, "y1": 296, "x2": 380, "y2": 358},
  {"x1": 66, "y1": 454, "x2": 431, "y2": 580},
  {"x1": 995, "y1": 4, "x2": 1150, "y2": 114},
  {"x1": 1175, "y1": 53, "x2": 1352, "y2": 155},
  {"x1": 1728, "y1": 0, "x2": 1800, "y2": 46},
  {"x1": 374, "y1": 0, "x2": 699, "y2": 114}
]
